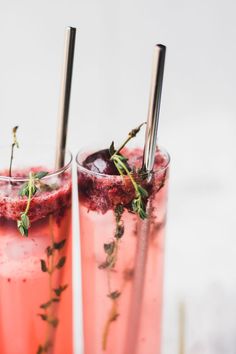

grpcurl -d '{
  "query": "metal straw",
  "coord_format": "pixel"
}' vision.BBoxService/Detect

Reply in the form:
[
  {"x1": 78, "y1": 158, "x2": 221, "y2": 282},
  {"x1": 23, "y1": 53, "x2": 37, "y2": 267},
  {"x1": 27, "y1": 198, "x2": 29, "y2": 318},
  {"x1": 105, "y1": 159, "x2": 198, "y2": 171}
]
[
  {"x1": 125, "y1": 44, "x2": 166, "y2": 353},
  {"x1": 142, "y1": 44, "x2": 166, "y2": 173},
  {"x1": 55, "y1": 26, "x2": 76, "y2": 169}
]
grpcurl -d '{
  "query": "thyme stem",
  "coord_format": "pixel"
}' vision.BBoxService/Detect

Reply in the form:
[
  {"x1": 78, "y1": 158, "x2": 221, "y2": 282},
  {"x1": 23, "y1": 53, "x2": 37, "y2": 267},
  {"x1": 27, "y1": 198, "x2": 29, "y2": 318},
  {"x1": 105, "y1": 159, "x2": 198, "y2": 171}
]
[
  {"x1": 9, "y1": 126, "x2": 19, "y2": 178},
  {"x1": 112, "y1": 155, "x2": 139, "y2": 195},
  {"x1": 111, "y1": 122, "x2": 146, "y2": 158},
  {"x1": 24, "y1": 172, "x2": 33, "y2": 214}
]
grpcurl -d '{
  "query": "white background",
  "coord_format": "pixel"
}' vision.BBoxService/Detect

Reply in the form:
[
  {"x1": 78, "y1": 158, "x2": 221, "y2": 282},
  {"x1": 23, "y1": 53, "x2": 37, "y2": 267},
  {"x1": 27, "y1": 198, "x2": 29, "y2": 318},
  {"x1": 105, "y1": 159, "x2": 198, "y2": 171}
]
[{"x1": 0, "y1": 0, "x2": 236, "y2": 353}]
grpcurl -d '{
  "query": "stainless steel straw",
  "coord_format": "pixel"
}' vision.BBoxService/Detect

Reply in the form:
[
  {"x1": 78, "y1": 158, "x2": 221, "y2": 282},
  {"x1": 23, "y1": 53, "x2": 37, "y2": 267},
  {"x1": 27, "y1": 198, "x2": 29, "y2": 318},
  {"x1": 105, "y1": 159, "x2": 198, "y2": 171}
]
[
  {"x1": 55, "y1": 26, "x2": 76, "y2": 169},
  {"x1": 142, "y1": 44, "x2": 166, "y2": 173},
  {"x1": 125, "y1": 44, "x2": 166, "y2": 353}
]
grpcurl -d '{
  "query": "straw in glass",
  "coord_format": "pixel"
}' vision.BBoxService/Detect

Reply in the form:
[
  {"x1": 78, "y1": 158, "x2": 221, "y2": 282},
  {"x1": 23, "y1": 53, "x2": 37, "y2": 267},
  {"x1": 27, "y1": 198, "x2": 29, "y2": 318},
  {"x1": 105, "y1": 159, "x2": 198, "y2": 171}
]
[
  {"x1": 55, "y1": 26, "x2": 76, "y2": 169},
  {"x1": 125, "y1": 44, "x2": 166, "y2": 353}
]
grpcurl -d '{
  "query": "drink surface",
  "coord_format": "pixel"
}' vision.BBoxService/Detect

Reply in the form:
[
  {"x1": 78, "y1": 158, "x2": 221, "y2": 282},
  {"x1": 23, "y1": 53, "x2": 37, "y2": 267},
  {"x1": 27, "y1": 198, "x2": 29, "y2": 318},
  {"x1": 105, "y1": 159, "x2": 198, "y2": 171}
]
[
  {"x1": 0, "y1": 168, "x2": 72, "y2": 354},
  {"x1": 77, "y1": 148, "x2": 169, "y2": 354}
]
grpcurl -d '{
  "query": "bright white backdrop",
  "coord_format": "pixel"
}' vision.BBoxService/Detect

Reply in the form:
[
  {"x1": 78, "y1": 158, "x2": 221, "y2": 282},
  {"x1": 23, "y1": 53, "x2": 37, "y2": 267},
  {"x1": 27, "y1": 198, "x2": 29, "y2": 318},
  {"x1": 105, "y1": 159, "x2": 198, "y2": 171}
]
[{"x1": 0, "y1": 0, "x2": 236, "y2": 353}]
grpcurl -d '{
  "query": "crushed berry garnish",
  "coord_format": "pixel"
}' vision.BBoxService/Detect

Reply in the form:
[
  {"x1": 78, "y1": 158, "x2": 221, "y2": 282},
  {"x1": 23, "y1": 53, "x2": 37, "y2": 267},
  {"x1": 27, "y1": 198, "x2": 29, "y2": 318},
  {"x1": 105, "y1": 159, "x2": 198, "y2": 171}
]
[{"x1": 78, "y1": 148, "x2": 169, "y2": 214}]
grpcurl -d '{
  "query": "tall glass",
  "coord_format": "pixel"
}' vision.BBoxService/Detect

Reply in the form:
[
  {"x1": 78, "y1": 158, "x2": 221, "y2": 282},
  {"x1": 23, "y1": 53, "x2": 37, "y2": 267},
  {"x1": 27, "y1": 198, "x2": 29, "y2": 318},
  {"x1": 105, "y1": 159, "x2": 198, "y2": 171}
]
[
  {"x1": 0, "y1": 146, "x2": 73, "y2": 354},
  {"x1": 76, "y1": 147, "x2": 170, "y2": 354}
]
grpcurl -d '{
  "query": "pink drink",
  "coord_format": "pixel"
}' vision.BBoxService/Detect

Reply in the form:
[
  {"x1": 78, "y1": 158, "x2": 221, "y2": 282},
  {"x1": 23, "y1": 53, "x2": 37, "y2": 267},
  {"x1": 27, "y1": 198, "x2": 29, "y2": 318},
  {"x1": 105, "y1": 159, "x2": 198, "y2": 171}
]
[
  {"x1": 0, "y1": 153, "x2": 73, "y2": 354},
  {"x1": 77, "y1": 147, "x2": 169, "y2": 354}
]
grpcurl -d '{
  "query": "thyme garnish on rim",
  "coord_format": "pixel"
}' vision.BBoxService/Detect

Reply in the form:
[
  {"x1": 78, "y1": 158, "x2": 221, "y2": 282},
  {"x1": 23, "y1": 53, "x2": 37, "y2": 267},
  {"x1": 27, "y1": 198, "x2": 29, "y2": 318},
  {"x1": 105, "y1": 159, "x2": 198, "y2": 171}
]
[
  {"x1": 17, "y1": 171, "x2": 48, "y2": 236},
  {"x1": 9, "y1": 126, "x2": 19, "y2": 178},
  {"x1": 109, "y1": 122, "x2": 148, "y2": 219}
]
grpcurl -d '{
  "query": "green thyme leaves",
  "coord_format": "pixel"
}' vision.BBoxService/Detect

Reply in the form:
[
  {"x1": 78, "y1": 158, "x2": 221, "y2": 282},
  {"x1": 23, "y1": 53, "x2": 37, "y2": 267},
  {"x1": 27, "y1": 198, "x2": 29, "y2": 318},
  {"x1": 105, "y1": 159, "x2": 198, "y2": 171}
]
[
  {"x1": 18, "y1": 171, "x2": 48, "y2": 197},
  {"x1": 38, "y1": 226, "x2": 67, "y2": 352},
  {"x1": 107, "y1": 291, "x2": 121, "y2": 300},
  {"x1": 104, "y1": 241, "x2": 115, "y2": 256},
  {"x1": 17, "y1": 171, "x2": 48, "y2": 236},
  {"x1": 56, "y1": 256, "x2": 66, "y2": 269},
  {"x1": 53, "y1": 239, "x2": 66, "y2": 250},
  {"x1": 17, "y1": 213, "x2": 30, "y2": 236},
  {"x1": 109, "y1": 123, "x2": 149, "y2": 220},
  {"x1": 132, "y1": 184, "x2": 149, "y2": 220},
  {"x1": 111, "y1": 152, "x2": 148, "y2": 220},
  {"x1": 40, "y1": 260, "x2": 48, "y2": 273},
  {"x1": 53, "y1": 284, "x2": 68, "y2": 297}
]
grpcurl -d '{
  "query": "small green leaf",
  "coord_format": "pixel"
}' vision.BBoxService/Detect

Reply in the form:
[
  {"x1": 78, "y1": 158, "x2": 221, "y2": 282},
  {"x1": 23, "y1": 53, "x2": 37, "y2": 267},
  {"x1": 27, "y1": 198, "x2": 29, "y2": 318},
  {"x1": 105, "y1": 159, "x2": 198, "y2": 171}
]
[
  {"x1": 40, "y1": 300, "x2": 52, "y2": 309},
  {"x1": 49, "y1": 317, "x2": 59, "y2": 328},
  {"x1": 18, "y1": 182, "x2": 29, "y2": 197},
  {"x1": 21, "y1": 213, "x2": 30, "y2": 229},
  {"x1": 110, "y1": 313, "x2": 119, "y2": 322},
  {"x1": 17, "y1": 217, "x2": 29, "y2": 237},
  {"x1": 34, "y1": 171, "x2": 48, "y2": 180},
  {"x1": 117, "y1": 154, "x2": 128, "y2": 162},
  {"x1": 98, "y1": 261, "x2": 110, "y2": 269},
  {"x1": 38, "y1": 314, "x2": 48, "y2": 321},
  {"x1": 115, "y1": 224, "x2": 124, "y2": 238},
  {"x1": 132, "y1": 198, "x2": 138, "y2": 211},
  {"x1": 140, "y1": 210, "x2": 147, "y2": 219},
  {"x1": 108, "y1": 290, "x2": 121, "y2": 300},
  {"x1": 114, "y1": 204, "x2": 124, "y2": 217},
  {"x1": 56, "y1": 256, "x2": 66, "y2": 269},
  {"x1": 17, "y1": 222, "x2": 25, "y2": 236},
  {"x1": 109, "y1": 141, "x2": 116, "y2": 156},
  {"x1": 40, "y1": 297, "x2": 60, "y2": 309},
  {"x1": 40, "y1": 259, "x2": 48, "y2": 272},
  {"x1": 29, "y1": 184, "x2": 37, "y2": 196},
  {"x1": 19, "y1": 182, "x2": 37, "y2": 197},
  {"x1": 53, "y1": 239, "x2": 66, "y2": 250},
  {"x1": 104, "y1": 242, "x2": 115, "y2": 256},
  {"x1": 46, "y1": 246, "x2": 53, "y2": 256},
  {"x1": 137, "y1": 184, "x2": 148, "y2": 198},
  {"x1": 54, "y1": 284, "x2": 68, "y2": 297}
]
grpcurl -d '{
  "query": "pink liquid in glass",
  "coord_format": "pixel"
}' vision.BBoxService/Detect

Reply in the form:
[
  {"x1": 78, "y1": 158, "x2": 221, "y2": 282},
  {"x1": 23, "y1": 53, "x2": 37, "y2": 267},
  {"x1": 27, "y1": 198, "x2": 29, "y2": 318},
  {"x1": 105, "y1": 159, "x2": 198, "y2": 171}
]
[
  {"x1": 0, "y1": 168, "x2": 73, "y2": 354},
  {"x1": 77, "y1": 147, "x2": 169, "y2": 354}
]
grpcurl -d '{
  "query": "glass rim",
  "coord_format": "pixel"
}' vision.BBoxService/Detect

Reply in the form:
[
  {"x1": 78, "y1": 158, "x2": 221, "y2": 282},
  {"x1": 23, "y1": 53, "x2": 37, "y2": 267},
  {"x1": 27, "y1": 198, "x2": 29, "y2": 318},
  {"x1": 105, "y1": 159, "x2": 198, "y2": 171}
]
[
  {"x1": 0, "y1": 146, "x2": 73, "y2": 182},
  {"x1": 76, "y1": 145, "x2": 170, "y2": 178}
]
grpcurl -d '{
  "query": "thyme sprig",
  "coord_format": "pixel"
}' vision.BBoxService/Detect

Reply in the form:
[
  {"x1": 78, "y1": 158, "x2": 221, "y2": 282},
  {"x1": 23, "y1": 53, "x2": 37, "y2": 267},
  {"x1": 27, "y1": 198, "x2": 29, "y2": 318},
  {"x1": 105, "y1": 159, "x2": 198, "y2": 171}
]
[
  {"x1": 17, "y1": 171, "x2": 48, "y2": 236},
  {"x1": 9, "y1": 126, "x2": 19, "y2": 178},
  {"x1": 37, "y1": 216, "x2": 68, "y2": 354},
  {"x1": 109, "y1": 123, "x2": 148, "y2": 219},
  {"x1": 99, "y1": 205, "x2": 124, "y2": 270},
  {"x1": 101, "y1": 205, "x2": 124, "y2": 350},
  {"x1": 100, "y1": 124, "x2": 149, "y2": 349},
  {"x1": 110, "y1": 122, "x2": 146, "y2": 158}
]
